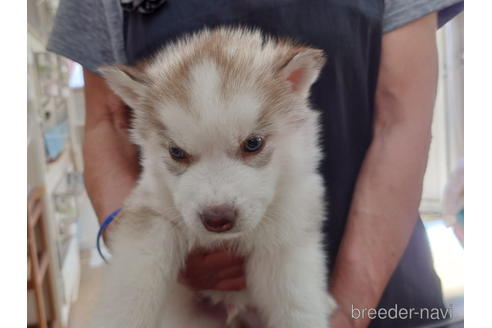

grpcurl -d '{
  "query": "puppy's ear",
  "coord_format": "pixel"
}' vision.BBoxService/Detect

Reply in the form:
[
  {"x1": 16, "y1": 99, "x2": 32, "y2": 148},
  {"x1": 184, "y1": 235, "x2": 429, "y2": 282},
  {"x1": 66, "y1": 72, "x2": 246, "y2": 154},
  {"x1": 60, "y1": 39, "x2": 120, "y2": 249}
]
[
  {"x1": 99, "y1": 65, "x2": 150, "y2": 109},
  {"x1": 278, "y1": 48, "x2": 326, "y2": 97}
]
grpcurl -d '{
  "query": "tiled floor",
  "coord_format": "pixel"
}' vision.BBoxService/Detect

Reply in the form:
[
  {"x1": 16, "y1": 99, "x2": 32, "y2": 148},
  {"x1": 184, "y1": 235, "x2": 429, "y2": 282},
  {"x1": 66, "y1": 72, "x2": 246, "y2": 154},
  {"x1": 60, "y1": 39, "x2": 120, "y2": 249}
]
[{"x1": 67, "y1": 220, "x2": 464, "y2": 327}]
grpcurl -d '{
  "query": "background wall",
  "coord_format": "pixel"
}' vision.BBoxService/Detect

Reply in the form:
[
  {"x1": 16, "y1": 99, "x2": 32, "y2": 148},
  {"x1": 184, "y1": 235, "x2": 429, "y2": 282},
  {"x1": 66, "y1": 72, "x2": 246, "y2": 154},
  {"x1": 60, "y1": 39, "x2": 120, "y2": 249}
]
[{"x1": 421, "y1": 13, "x2": 464, "y2": 215}]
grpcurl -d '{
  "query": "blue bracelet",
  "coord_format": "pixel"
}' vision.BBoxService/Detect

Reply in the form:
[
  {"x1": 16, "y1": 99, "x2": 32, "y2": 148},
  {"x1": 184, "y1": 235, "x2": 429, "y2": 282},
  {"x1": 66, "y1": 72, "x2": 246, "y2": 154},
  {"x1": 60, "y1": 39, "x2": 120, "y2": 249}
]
[{"x1": 97, "y1": 208, "x2": 122, "y2": 263}]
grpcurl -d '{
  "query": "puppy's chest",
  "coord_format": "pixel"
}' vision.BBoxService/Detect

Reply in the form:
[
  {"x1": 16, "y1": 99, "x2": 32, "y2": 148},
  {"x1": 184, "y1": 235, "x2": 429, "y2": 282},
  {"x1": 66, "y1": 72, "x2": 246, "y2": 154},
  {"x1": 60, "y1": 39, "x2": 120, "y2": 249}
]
[{"x1": 200, "y1": 290, "x2": 252, "y2": 325}]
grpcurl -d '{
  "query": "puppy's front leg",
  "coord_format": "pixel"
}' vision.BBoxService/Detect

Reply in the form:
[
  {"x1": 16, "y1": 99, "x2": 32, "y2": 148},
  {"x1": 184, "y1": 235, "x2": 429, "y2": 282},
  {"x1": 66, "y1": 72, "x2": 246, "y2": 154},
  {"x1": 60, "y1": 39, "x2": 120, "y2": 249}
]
[
  {"x1": 249, "y1": 240, "x2": 336, "y2": 328},
  {"x1": 91, "y1": 215, "x2": 183, "y2": 328}
]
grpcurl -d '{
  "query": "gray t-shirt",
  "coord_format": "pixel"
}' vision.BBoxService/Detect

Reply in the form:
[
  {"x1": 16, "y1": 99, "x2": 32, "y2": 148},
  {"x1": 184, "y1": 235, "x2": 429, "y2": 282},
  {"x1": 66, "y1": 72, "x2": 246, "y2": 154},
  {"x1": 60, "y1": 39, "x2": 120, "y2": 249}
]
[{"x1": 47, "y1": 0, "x2": 461, "y2": 73}]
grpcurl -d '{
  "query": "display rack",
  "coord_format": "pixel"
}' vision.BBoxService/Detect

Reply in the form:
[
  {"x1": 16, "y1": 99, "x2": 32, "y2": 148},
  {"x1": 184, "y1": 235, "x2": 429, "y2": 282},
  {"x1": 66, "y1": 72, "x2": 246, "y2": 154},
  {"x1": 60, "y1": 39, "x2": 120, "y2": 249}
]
[
  {"x1": 27, "y1": 1, "x2": 87, "y2": 326},
  {"x1": 27, "y1": 187, "x2": 59, "y2": 328}
]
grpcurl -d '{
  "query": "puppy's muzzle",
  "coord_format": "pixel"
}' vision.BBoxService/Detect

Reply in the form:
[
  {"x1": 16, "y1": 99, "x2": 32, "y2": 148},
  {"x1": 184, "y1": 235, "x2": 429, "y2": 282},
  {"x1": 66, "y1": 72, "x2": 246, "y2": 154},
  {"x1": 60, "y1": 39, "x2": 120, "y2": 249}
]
[{"x1": 200, "y1": 205, "x2": 237, "y2": 233}]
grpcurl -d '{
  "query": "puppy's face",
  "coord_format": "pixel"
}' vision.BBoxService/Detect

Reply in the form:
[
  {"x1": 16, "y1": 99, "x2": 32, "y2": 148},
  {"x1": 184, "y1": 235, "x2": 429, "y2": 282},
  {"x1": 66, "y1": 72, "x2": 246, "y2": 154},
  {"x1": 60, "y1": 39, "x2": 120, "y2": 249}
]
[
  {"x1": 153, "y1": 70, "x2": 280, "y2": 236},
  {"x1": 102, "y1": 29, "x2": 325, "y2": 238}
]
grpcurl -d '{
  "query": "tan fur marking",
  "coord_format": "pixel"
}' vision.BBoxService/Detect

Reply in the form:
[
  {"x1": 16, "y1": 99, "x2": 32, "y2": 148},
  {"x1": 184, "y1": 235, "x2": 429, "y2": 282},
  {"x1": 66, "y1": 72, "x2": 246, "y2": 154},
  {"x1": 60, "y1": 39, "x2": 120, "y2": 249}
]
[{"x1": 118, "y1": 27, "x2": 324, "y2": 155}]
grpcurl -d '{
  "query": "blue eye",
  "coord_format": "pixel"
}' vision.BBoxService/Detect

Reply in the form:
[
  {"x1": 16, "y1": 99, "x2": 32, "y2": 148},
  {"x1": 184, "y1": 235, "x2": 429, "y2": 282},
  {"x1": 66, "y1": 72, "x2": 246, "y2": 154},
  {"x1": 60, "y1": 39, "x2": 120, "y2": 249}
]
[
  {"x1": 169, "y1": 146, "x2": 187, "y2": 161},
  {"x1": 243, "y1": 136, "x2": 264, "y2": 153}
]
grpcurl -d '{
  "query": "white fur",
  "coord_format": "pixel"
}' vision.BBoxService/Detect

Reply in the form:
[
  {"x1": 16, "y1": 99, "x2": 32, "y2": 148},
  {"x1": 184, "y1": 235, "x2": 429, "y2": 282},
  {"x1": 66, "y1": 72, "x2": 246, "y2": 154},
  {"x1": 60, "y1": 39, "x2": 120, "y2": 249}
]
[{"x1": 94, "y1": 27, "x2": 336, "y2": 328}]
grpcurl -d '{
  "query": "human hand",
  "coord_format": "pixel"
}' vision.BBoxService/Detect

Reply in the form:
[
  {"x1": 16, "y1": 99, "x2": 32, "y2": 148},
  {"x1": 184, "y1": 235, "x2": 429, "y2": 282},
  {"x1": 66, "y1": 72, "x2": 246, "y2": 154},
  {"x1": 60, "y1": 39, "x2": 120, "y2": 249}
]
[
  {"x1": 82, "y1": 70, "x2": 140, "y2": 241},
  {"x1": 179, "y1": 248, "x2": 246, "y2": 291}
]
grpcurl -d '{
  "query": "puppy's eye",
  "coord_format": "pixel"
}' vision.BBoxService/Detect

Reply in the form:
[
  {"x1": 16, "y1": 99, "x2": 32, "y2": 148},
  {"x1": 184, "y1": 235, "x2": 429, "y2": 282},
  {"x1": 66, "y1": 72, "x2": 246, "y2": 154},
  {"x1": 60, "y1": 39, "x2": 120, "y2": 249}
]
[
  {"x1": 242, "y1": 136, "x2": 264, "y2": 153},
  {"x1": 169, "y1": 146, "x2": 188, "y2": 161}
]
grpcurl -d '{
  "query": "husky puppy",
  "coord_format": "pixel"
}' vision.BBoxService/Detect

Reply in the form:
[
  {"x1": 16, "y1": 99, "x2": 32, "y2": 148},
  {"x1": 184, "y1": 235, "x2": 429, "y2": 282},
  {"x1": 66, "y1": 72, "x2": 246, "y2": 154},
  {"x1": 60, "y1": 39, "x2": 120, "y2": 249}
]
[{"x1": 95, "y1": 27, "x2": 335, "y2": 328}]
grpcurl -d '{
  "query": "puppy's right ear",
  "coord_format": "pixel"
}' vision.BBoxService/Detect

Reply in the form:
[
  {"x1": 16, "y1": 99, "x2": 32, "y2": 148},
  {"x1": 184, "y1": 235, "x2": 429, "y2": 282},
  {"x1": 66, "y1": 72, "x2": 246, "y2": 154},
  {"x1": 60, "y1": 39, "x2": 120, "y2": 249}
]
[
  {"x1": 277, "y1": 48, "x2": 326, "y2": 98},
  {"x1": 99, "y1": 65, "x2": 150, "y2": 109}
]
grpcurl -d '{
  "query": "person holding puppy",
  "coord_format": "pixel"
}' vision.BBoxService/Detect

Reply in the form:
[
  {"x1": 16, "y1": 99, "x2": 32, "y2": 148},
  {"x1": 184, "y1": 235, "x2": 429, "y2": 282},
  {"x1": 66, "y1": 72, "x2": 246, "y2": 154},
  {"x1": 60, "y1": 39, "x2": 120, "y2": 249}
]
[{"x1": 48, "y1": 0, "x2": 463, "y2": 327}]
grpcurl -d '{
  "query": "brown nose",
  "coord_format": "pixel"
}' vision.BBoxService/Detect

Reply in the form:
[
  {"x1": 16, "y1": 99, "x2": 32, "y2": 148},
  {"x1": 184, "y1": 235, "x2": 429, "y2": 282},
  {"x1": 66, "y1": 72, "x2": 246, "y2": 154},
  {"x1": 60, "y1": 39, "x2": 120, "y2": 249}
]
[{"x1": 200, "y1": 205, "x2": 237, "y2": 233}]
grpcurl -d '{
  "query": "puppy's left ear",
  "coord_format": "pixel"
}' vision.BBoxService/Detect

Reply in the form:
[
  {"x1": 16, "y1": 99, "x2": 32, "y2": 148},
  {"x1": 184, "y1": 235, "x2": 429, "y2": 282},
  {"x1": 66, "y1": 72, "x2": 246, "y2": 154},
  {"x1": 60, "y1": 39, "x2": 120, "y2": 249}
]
[
  {"x1": 278, "y1": 48, "x2": 326, "y2": 97},
  {"x1": 99, "y1": 65, "x2": 150, "y2": 109}
]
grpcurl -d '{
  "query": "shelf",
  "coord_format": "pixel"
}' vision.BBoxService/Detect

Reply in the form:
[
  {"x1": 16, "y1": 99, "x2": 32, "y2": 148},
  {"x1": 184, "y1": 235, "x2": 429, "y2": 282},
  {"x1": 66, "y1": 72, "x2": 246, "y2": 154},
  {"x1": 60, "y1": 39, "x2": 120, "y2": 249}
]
[
  {"x1": 28, "y1": 5, "x2": 81, "y2": 327},
  {"x1": 46, "y1": 148, "x2": 71, "y2": 194},
  {"x1": 27, "y1": 118, "x2": 34, "y2": 149},
  {"x1": 60, "y1": 235, "x2": 80, "y2": 310}
]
